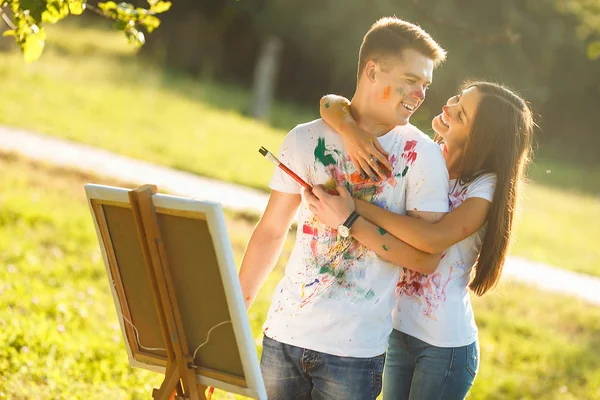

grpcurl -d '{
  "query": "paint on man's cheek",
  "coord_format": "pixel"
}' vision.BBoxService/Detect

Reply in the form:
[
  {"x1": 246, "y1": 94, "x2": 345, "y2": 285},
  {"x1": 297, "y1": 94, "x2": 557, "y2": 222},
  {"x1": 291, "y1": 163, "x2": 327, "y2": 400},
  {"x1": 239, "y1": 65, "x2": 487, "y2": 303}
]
[{"x1": 381, "y1": 85, "x2": 391, "y2": 101}]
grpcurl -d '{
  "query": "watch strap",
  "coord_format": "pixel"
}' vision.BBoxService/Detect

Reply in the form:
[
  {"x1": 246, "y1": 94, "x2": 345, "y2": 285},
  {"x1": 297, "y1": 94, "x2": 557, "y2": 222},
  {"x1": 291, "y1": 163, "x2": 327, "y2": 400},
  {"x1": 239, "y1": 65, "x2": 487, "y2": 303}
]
[{"x1": 343, "y1": 211, "x2": 360, "y2": 229}]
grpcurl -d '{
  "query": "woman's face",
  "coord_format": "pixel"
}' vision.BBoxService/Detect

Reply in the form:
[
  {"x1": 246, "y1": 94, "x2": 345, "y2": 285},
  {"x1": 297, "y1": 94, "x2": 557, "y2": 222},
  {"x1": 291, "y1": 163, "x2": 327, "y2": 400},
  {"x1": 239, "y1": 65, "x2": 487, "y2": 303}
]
[{"x1": 432, "y1": 86, "x2": 481, "y2": 145}]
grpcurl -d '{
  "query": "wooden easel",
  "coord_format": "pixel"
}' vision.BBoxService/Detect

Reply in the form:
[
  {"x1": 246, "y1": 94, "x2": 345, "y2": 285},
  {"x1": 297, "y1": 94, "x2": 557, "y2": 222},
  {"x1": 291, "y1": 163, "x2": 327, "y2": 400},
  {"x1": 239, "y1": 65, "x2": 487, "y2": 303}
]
[{"x1": 129, "y1": 185, "x2": 207, "y2": 400}]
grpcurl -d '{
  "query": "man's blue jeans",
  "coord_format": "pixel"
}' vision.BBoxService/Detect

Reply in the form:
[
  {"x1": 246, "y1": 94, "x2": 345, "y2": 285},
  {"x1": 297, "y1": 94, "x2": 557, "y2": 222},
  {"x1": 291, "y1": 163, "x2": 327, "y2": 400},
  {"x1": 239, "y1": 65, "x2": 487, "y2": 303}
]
[
  {"x1": 383, "y1": 329, "x2": 479, "y2": 400},
  {"x1": 260, "y1": 335, "x2": 385, "y2": 399}
]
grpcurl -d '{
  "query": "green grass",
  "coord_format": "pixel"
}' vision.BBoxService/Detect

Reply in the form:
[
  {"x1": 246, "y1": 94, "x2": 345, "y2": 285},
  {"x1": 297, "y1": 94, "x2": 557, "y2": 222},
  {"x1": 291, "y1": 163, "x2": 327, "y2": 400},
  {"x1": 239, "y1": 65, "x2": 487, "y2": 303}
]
[
  {"x1": 0, "y1": 22, "x2": 598, "y2": 277},
  {"x1": 0, "y1": 153, "x2": 599, "y2": 399},
  {"x1": 0, "y1": 21, "x2": 316, "y2": 192},
  {"x1": 514, "y1": 183, "x2": 600, "y2": 276}
]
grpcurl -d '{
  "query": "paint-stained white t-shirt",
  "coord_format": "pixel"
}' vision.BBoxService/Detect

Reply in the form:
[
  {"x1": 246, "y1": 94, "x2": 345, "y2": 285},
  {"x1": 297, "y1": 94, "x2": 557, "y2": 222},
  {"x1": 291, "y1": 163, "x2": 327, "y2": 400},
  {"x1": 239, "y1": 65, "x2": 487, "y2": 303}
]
[
  {"x1": 264, "y1": 119, "x2": 449, "y2": 358},
  {"x1": 393, "y1": 173, "x2": 497, "y2": 347}
]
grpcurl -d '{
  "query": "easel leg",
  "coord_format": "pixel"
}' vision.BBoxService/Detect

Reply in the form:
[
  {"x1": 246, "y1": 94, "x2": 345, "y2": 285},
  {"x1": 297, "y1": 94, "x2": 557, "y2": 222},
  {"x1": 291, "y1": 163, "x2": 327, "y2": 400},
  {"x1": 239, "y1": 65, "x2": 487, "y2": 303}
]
[
  {"x1": 180, "y1": 363, "x2": 205, "y2": 400},
  {"x1": 153, "y1": 365, "x2": 180, "y2": 400},
  {"x1": 131, "y1": 186, "x2": 207, "y2": 400}
]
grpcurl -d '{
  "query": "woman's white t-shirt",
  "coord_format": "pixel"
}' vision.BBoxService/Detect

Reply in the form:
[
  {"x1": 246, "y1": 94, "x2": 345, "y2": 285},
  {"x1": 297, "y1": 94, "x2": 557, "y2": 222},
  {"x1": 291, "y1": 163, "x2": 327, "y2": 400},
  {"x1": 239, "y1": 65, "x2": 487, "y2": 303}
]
[{"x1": 392, "y1": 173, "x2": 497, "y2": 347}]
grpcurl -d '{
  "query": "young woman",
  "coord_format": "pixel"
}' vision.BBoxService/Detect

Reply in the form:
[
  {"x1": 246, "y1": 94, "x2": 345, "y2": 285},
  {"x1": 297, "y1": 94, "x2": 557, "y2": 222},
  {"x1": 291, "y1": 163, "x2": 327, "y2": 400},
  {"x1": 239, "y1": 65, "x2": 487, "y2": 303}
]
[{"x1": 304, "y1": 81, "x2": 534, "y2": 399}]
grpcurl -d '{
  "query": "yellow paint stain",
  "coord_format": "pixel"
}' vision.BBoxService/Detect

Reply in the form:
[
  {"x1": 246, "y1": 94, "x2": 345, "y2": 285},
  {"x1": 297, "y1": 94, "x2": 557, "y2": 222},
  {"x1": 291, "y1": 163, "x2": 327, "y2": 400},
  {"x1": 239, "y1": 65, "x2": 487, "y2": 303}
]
[{"x1": 301, "y1": 283, "x2": 306, "y2": 298}]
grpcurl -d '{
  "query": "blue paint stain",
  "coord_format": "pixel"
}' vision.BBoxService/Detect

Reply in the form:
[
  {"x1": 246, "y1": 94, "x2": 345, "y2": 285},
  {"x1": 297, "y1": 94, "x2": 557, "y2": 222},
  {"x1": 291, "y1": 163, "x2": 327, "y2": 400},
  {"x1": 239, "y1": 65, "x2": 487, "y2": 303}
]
[{"x1": 305, "y1": 279, "x2": 320, "y2": 288}]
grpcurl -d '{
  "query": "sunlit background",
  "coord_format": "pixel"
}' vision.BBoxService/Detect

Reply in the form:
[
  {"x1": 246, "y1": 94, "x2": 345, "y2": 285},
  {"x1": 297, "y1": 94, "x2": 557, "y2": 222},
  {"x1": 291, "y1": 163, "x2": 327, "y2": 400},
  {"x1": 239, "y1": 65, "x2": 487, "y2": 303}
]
[{"x1": 0, "y1": 0, "x2": 598, "y2": 399}]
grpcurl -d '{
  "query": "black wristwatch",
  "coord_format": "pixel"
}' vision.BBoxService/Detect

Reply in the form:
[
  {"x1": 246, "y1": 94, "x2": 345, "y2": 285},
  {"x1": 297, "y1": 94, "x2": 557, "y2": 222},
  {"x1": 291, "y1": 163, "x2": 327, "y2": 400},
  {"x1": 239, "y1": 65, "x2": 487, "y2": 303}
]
[{"x1": 337, "y1": 211, "x2": 359, "y2": 238}]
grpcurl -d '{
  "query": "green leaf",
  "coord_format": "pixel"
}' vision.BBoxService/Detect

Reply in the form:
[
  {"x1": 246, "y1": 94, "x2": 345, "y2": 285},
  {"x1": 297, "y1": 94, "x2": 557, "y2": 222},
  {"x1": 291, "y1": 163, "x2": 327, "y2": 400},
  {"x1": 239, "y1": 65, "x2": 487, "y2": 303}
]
[
  {"x1": 114, "y1": 19, "x2": 127, "y2": 30},
  {"x1": 587, "y1": 41, "x2": 600, "y2": 61},
  {"x1": 22, "y1": 26, "x2": 46, "y2": 63},
  {"x1": 149, "y1": 1, "x2": 170, "y2": 14},
  {"x1": 124, "y1": 26, "x2": 145, "y2": 47},
  {"x1": 68, "y1": 0, "x2": 86, "y2": 15},
  {"x1": 18, "y1": 0, "x2": 47, "y2": 22},
  {"x1": 43, "y1": 0, "x2": 70, "y2": 23},
  {"x1": 139, "y1": 14, "x2": 160, "y2": 32},
  {"x1": 116, "y1": 2, "x2": 134, "y2": 11},
  {"x1": 98, "y1": 1, "x2": 117, "y2": 12}
]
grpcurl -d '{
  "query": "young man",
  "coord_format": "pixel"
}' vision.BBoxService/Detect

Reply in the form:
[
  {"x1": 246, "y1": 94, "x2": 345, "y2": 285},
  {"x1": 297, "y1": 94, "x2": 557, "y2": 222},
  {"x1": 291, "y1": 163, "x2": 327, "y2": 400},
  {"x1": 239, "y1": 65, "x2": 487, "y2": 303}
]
[{"x1": 239, "y1": 17, "x2": 449, "y2": 399}]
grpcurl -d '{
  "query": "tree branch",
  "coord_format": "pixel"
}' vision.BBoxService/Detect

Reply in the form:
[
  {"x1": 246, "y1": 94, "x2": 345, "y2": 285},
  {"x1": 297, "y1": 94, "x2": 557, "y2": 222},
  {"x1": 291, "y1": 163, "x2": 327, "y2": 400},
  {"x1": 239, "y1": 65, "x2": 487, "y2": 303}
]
[
  {"x1": 0, "y1": 6, "x2": 16, "y2": 30},
  {"x1": 85, "y1": 3, "x2": 109, "y2": 18}
]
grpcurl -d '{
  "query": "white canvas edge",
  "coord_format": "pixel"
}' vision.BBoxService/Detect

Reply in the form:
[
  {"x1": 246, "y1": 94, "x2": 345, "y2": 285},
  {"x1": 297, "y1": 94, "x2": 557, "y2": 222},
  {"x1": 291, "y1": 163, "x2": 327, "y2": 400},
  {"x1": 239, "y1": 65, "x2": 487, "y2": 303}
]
[
  {"x1": 84, "y1": 184, "x2": 138, "y2": 368},
  {"x1": 84, "y1": 184, "x2": 266, "y2": 400}
]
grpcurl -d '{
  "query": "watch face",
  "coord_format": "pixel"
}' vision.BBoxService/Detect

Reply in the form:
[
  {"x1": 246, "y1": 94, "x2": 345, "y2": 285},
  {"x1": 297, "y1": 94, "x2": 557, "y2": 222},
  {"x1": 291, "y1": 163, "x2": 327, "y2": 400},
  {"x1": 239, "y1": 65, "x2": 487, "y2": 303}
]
[{"x1": 338, "y1": 225, "x2": 350, "y2": 238}]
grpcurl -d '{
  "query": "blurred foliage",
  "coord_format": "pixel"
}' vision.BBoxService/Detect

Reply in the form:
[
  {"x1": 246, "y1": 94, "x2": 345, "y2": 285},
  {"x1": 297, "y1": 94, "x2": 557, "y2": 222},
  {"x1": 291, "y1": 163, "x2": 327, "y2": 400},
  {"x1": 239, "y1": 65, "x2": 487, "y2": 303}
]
[
  {"x1": 555, "y1": 0, "x2": 600, "y2": 59},
  {"x1": 0, "y1": 0, "x2": 171, "y2": 61},
  {"x1": 141, "y1": 0, "x2": 600, "y2": 162}
]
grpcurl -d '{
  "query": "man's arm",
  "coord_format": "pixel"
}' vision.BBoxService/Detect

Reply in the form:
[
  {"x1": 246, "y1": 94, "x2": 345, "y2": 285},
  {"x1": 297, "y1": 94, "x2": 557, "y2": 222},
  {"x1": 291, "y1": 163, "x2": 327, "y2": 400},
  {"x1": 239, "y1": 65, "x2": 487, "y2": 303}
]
[{"x1": 239, "y1": 190, "x2": 301, "y2": 309}]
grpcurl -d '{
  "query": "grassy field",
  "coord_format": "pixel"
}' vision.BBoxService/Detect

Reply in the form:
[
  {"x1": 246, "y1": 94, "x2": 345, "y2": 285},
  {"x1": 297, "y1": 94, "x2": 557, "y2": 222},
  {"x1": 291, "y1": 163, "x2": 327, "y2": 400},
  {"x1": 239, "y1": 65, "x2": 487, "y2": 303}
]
[
  {"x1": 0, "y1": 21, "x2": 598, "y2": 279},
  {"x1": 0, "y1": 153, "x2": 599, "y2": 399}
]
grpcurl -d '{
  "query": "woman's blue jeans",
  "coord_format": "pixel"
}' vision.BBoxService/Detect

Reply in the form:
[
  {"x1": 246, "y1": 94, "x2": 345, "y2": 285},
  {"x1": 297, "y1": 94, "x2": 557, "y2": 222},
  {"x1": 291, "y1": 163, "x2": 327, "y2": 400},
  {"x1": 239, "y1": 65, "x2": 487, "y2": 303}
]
[{"x1": 383, "y1": 329, "x2": 479, "y2": 400}]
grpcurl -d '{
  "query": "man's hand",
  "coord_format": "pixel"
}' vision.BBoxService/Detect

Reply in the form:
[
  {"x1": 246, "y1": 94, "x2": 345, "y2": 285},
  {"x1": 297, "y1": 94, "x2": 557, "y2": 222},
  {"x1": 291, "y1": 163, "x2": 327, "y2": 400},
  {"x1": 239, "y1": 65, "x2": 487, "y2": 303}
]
[{"x1": 305, "y1": 185, "x2": 355, "y2": 229}]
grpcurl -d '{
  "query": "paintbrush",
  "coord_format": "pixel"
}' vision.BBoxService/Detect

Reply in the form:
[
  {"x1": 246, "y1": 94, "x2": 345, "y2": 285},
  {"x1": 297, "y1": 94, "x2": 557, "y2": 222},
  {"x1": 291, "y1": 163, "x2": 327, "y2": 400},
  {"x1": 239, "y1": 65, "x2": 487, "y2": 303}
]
[{"x1": 259, "y1": 146, "x2": 313, "y2": 190}]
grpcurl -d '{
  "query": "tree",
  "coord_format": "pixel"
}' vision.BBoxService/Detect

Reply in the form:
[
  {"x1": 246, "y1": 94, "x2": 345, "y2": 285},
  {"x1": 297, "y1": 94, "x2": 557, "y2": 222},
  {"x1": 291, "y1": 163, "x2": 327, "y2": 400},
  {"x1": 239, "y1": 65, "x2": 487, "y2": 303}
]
[
  {"x1": 0, "y1": 0, "x2": 171, "y2": 62},
  {"x1": 554, "y1": 0, "x2": 600, "y2": 60}
]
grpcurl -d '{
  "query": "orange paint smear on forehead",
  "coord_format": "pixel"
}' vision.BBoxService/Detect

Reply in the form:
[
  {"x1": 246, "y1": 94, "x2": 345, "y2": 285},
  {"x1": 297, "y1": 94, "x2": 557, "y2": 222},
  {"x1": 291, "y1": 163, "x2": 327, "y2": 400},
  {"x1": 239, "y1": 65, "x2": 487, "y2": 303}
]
[{"x1": 381, "y1": 85, "x2": 391, "y2": 101}]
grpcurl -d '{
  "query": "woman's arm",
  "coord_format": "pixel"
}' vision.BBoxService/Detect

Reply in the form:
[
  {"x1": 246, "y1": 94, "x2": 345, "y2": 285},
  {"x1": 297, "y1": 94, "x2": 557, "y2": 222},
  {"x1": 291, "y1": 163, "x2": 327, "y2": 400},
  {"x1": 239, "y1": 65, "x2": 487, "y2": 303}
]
[
  {"x1": 306, "y1": 184, "x2": 491, "y2": 255},
  {"x1": 306, "y1": 186, "x2": 442, "y2": 275},
  {"x1": 356, "y1": 197, "x2": 492, "y2": 254},
  {"x1": 319, "y1": 94, "x2": 391, "y2": 180},
  {"x1": 350, "y1": 215, "x2": 443, "y2": 275}
]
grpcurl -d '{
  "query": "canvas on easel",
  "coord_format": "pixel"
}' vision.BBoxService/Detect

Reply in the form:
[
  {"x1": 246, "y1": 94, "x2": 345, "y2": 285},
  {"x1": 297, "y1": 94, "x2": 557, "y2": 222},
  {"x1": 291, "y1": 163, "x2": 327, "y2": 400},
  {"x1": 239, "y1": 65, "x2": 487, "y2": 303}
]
[{"x1": 85, "y1": 183, "x2": 266, "y2": 400}]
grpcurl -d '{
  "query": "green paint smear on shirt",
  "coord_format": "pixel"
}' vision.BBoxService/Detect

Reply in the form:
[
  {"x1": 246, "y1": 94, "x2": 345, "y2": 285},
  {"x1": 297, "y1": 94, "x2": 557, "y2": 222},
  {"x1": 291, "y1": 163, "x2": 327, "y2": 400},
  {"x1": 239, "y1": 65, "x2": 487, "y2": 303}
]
[
  {"x1": 319, "y1": 264, "x2": 332, "y2": 275},
  {"x1": 354, "y1": 185, "x2": 377, "y2": 201},
  {"x1": 382, "y1": 244, "x2": 389, "y2": 251},
  {"x1": 319, "y1": 263, "x2": 346, "y2": 280},
  {"x1": 365, "y1": 289, "x2": 375, "y2": 300},
  {"x1": 378, "y1": 227, "x2": 387, "y2": 235},
  {"x1": 401, "y1": 165, "x2": 409, "y2": 177},
  {"x1": 314, "y1": 137, "x2": 337, "y2": 167}
]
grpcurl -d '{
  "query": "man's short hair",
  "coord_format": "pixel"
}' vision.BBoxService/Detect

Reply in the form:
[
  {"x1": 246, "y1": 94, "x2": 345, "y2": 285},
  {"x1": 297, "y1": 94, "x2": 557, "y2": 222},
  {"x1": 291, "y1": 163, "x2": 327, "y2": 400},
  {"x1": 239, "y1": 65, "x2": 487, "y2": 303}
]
[{"x1": 357, "y1": 17, "x2": 446, "y2": 81}]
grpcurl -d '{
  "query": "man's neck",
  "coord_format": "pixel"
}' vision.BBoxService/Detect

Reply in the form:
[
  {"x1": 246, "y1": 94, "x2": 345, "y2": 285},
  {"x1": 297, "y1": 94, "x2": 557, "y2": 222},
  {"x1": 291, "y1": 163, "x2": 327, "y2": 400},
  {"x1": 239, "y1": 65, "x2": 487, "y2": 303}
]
[{"x1": 350, "y1": 93, "x2": 395, "y2": 137}]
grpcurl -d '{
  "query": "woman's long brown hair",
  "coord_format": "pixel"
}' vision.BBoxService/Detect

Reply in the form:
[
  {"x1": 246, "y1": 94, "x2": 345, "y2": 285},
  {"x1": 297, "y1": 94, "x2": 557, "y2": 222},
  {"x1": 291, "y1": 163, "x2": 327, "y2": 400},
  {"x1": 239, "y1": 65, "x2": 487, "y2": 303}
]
[{"x1": 436, "y1": 81, "x2": 534, "y2": 296}]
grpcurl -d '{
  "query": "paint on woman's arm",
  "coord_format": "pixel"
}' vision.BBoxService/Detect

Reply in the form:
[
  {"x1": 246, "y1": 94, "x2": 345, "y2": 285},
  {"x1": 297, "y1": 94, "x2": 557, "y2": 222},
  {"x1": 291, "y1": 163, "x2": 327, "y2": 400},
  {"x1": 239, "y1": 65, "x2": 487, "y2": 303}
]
[
  {"x1": 382, "y1": 244, "x2": 389, "y2": 251},
  {"x1": 325, "y1": 102, "x2": 330, "y2": 108},
  {"x1": 378, "y1": 227, "x2": 387, "y2": 235}
]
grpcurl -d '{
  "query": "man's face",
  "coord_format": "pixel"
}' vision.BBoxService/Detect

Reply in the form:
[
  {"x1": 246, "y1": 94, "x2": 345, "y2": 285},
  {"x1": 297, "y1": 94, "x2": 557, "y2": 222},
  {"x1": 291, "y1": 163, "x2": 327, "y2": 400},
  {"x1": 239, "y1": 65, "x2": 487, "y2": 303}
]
[{"x1": 368, "y1": 49, "x2": 434, "y2": 126}]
